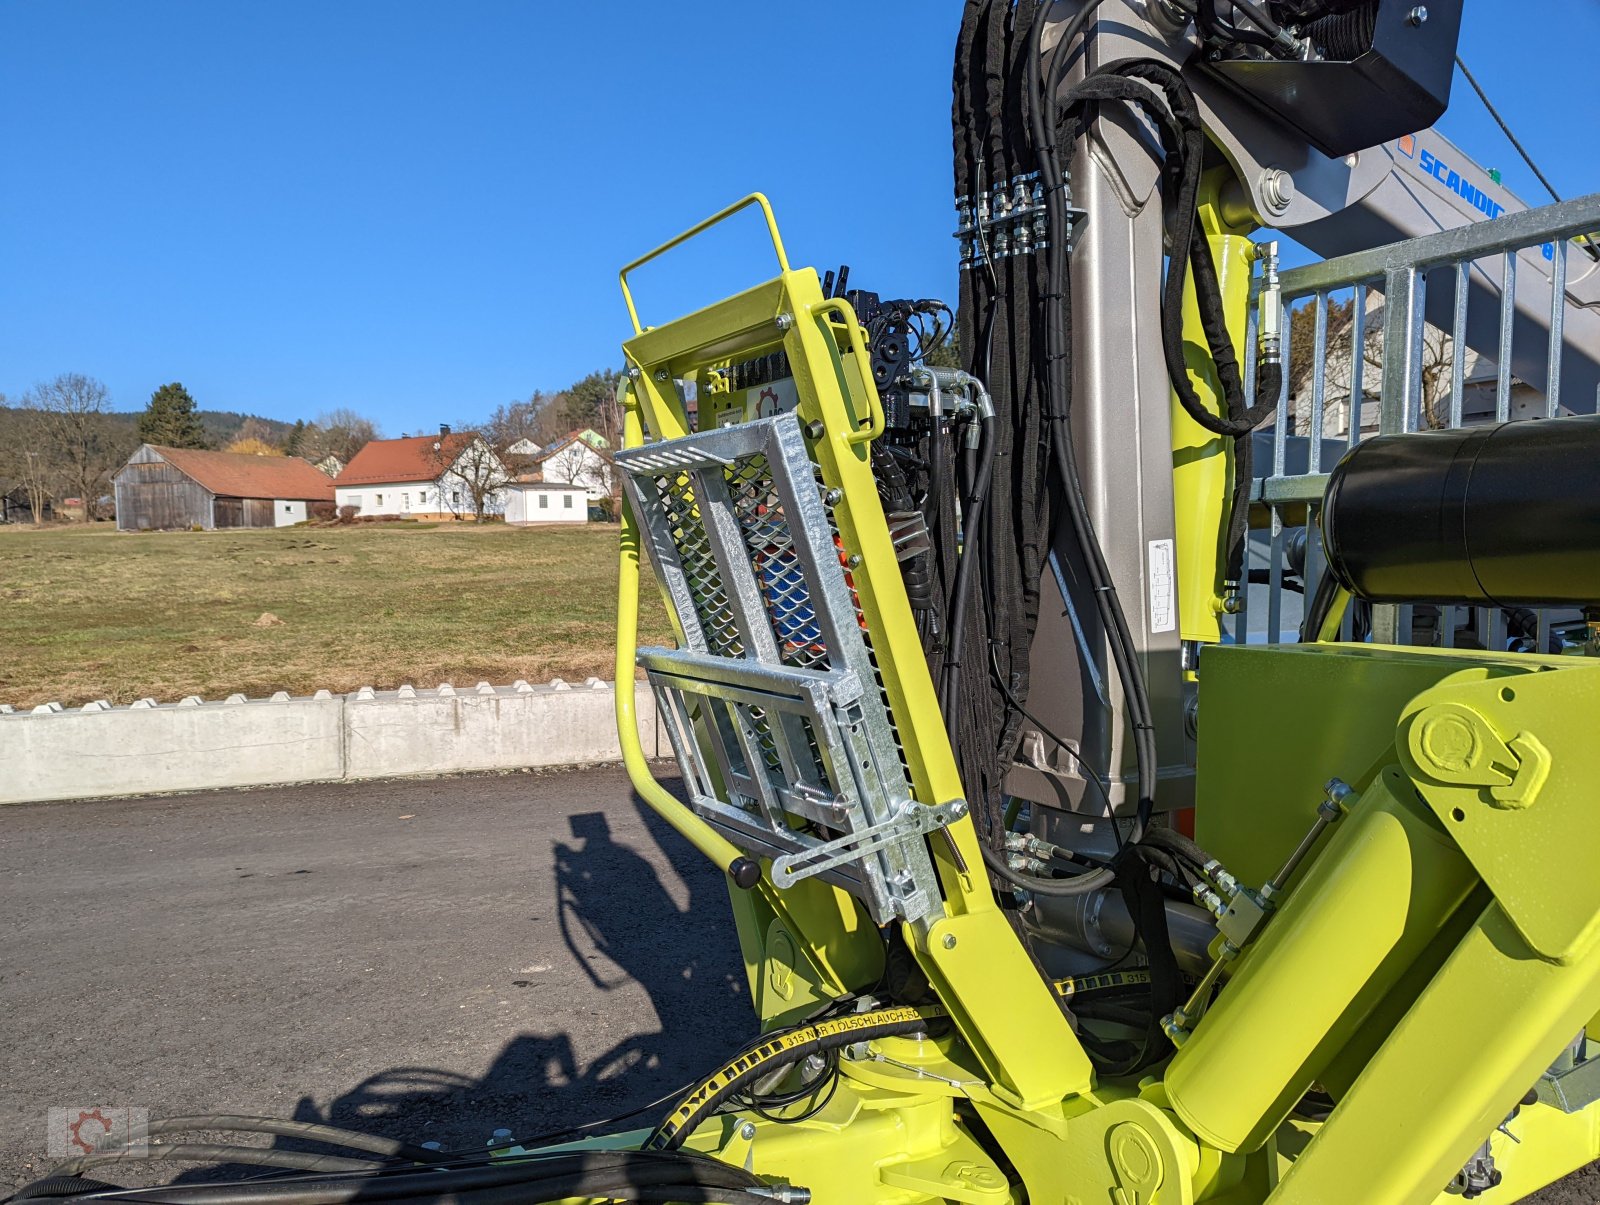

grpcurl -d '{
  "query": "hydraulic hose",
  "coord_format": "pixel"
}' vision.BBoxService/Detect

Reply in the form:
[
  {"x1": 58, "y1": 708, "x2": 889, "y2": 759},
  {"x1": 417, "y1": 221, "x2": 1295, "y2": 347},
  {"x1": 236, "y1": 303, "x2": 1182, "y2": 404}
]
[
  {"x1": 646, "y1": 1006, "x2": 943, "y2": 1152},
  {"x1": 940, "y1": 411, "x2": 997, "y2": 733},
  {"x1": 49, "y1": 1145, "x2": 384, "y2": 1178},
  {"x1": 980, "y1": 842, "x2": 1114, "y2": 897},
  {"x1": 45, "y1": 1152, "x2": 770, "y2": 1205},
  {"x1": 1138, "y1": 827, "x2": 1222, "y2": 876},
  {"x1": 75, "y1": 1116, "x2": 445, "y2": 1166},
  {"x1": 1028, "y1": 7, "x2": 1160, "y2": 839}
]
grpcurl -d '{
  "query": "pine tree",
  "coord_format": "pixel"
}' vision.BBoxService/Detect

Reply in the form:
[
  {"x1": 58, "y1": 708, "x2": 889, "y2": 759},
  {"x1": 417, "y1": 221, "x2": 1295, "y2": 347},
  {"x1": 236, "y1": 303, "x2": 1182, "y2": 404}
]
[
  {"x1": 138, "y1": 382, "x2": 208, "y2": 448},
  {"x1": 283, "y1": 419, "x2": 307, "y2": 458}
]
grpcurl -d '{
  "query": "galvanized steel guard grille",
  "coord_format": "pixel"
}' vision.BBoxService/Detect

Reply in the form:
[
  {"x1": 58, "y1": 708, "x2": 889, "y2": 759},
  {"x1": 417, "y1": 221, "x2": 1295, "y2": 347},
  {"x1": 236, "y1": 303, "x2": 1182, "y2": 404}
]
[
  {"x1": 1238, "y1": 194, "x2": 1600, "y2": 651},
  {"x1": 617, "y1": 412, "x2": 960, "y2": 924}
]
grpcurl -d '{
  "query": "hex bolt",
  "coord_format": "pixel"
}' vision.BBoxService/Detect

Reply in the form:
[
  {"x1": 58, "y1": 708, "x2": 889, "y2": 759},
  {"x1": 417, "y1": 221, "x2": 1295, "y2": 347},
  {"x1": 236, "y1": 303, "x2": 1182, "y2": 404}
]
[
  {"x1": 739, "y1": 1121, "x2": 757, "y2": 1140},
  {"x1": 823, "y1": 487, "x2": 843, "y2": 505},
  {"x1": 845, "y1": 554, "x2": 862, "y2": 569},
  {"x1": 942, "y1": 933, "x2": 958, "y2": 950},
  {"x1": 627, "y1": 367, "x2": 641, "y2": 379},
  {"x1": 775, "y1": 313, "x2": 794, "y2": 332},
  {"x1": 1407, "y1": 5, "x2": 1428, "y2": 25}
]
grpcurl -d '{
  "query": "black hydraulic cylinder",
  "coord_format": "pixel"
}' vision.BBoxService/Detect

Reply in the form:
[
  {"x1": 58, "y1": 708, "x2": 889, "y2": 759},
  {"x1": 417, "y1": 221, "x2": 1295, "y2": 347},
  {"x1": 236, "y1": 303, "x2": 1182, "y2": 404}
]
[{"x1": 1321, "y1": 414, "x2": 1600, "y2": 607}]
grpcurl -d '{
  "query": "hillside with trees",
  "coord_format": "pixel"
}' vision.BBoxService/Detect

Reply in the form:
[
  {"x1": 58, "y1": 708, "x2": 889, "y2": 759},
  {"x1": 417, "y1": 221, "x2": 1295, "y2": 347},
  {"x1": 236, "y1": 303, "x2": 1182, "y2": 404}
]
[{"x1": 1, "y1": 362, "x2": 629, "y2": 525}]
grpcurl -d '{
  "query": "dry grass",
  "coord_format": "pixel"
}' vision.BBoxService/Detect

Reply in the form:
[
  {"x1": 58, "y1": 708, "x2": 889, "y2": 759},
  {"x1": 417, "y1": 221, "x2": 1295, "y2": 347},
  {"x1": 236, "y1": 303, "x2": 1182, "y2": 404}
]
[{"x1": 0, "y1": 522, "x2": 673, "y2": 708}]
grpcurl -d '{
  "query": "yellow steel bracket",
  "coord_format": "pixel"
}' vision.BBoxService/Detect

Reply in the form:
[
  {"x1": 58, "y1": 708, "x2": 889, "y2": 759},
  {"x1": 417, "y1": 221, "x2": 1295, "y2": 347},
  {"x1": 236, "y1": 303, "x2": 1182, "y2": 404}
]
[
  {"x1": 614, "y1": 194, "x2": 1093, "y2": 1108},
  {"x1": 1170, "y1": 171, "x2": 1257, "y2": 646},
  {"x1": 1399, "y1": 663, "x2": 1600, "y2": 964}
]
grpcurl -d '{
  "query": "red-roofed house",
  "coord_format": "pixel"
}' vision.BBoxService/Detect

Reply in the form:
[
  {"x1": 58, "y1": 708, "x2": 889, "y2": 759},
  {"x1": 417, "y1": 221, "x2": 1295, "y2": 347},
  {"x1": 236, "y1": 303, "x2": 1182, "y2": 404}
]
[
  {"x1": 333, "y1": 428, "x2": 511, "y2": 520},
  {"x1": 114, "y1": 445, "x2": 337, "y2": 531}
]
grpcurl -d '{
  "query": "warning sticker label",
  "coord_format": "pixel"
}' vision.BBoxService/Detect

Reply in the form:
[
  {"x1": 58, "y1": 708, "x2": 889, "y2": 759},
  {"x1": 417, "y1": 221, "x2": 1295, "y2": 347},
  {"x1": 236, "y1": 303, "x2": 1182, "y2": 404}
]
[{"x1": 1148, "y1": 539, "x2": 1176, "y2": 634}]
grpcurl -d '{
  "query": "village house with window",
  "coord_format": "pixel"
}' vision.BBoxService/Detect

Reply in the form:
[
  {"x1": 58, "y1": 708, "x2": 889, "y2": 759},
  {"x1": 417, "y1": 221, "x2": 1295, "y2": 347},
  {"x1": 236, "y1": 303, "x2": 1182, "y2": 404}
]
[
  {"x1": 333, "y1": 427, "x2": 512, "y2": 520},
  {"x1": 114, "y1": 445, "x2": 336, "y2": 531},
  {"x1": 501, "y1": 481, "x2": 589, "y2": 524},
  {"x1": 530, "y1": 428, "x2": 614, "y2": 500}
]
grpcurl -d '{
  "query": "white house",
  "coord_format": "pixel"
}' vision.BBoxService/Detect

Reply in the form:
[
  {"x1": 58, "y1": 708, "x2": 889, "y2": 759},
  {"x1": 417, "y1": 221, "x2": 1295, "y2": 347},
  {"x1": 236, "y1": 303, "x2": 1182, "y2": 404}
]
[
  {"x1": 533, "y1": 429, "x2": 613, "y2": 500},
  {"x1": 334, "y1": 429, "x2": 510, "y2": 520},
  {"x1": 504, "y1": 437, "x2": 542, "y2": 456},
  {"x1": 503, "y1": 482, "x2": 590, "y2": 524}
]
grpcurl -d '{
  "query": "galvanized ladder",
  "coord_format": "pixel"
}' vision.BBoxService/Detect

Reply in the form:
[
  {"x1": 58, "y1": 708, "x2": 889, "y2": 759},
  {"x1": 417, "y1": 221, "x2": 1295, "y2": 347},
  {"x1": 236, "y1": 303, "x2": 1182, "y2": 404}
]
[{"x1": 610, "y1": 194, "x2": 964, "y2": 927}]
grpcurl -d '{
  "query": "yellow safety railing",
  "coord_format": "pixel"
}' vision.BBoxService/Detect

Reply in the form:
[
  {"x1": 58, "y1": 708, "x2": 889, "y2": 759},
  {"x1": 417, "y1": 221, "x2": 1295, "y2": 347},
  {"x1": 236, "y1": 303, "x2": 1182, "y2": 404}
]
[{"x1": 619, "y1": 192, "x2": 790, "y2": 335}]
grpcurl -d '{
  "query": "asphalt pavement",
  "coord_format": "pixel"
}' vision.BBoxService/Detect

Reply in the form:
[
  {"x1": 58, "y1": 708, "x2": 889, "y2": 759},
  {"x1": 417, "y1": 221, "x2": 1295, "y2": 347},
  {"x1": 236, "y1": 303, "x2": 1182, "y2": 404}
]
[{"x1": 1, "y1": 766, "x2": 1594, "y2": 1201}]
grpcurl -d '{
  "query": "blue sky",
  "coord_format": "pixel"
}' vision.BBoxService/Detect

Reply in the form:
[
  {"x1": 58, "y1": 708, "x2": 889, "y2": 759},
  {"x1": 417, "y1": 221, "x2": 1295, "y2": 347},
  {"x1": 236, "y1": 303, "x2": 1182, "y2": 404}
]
[{"x1": 3, "y1": 2, "x2": 1596, "y2": 435}]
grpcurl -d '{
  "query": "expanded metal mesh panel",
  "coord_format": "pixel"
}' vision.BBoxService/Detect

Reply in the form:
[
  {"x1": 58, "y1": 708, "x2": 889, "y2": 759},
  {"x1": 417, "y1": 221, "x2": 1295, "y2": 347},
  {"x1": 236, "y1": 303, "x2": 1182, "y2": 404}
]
[
  {"x1": 649, "y1": 470, "x2": 744, "y2": 659},
  {"x1": 725, "y1": 452, "x2": 832, "y2": 673},
  {"x1": 1240, "y1": 196, "x2": 1600, "y2": 651}
]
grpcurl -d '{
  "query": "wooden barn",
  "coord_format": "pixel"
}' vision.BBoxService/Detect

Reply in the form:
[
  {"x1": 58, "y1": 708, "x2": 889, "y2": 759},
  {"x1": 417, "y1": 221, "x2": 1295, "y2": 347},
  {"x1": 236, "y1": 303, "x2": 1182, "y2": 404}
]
[{"x1": 114, "y1": 445, "x2": 337, "y2": 531}]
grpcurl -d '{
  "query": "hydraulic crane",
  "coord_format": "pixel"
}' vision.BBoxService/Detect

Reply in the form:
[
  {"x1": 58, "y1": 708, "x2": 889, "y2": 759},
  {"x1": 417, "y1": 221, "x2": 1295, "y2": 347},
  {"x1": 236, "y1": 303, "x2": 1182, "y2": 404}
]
[{"x1": 22, "y1": 3, "x2": 1600, "y2": 1203}]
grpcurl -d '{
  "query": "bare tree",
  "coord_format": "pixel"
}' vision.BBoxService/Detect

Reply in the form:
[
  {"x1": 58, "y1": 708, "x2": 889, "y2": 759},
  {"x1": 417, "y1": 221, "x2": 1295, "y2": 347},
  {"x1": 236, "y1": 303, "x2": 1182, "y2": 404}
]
[
  {"x1": 30, "y1": 373, "x2": 124, "y2": 520},
  {"x1": 235, "y1": 416, "x2": 279, "y2": 448},
  {"x1": 1364, "y1": 324, "x2": 1456, "y2": 431},
  {"x1": 1291, "y1": 295, "x2": 1455, "y2": 437},
  {"x1": 308, "y1": 409, "x2": 379, "y2": 463},
  {"x1": 430, "y1": 434, "x2": 511, "y2": 522},
  {"x1": 0, "y1": 401, "x2": 57, "y2": 524},
  {"x1": 539, "y1": 435, "x2": 615, "y2": 499},
  {"x1": 485, "y1": 392, "x2": 552, "y2": 450}
]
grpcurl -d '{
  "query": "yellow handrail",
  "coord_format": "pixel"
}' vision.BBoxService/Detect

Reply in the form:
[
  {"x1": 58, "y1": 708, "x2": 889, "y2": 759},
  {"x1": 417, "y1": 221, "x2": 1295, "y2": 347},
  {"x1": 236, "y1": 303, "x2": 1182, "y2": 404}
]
[
  {"x1": 810, "y1": 297, "x2": 885, "y2": 446},
  {"x1": 614, "y1": 392, "x2": 760, "y2": 888},
  {"x1": 618, "y1": 192, "x2": 790, "y2": 336}
]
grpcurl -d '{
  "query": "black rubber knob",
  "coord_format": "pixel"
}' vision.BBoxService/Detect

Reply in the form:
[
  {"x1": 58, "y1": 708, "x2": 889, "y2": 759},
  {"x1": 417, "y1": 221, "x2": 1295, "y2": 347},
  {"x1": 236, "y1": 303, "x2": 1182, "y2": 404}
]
[{"x1": 728, "y1": 857, "x2": 762, "y2": 890}]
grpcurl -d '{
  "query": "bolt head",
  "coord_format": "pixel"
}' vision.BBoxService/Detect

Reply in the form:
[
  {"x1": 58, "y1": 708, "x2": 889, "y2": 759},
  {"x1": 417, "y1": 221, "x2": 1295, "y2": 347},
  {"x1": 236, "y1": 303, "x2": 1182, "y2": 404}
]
[
  {"x1": 739, "y1": 1121, "x2": 757, "y2": 1140},
  {"x1": 1407, "y1": 5, "x2": 1428, "y2": 25},
  {"x1": 941, "y1": 933, "x2": 958, "y2": 950},
  {"x1": 775, "y1": 313, "x2": 794, "y2": 332},
  {"x1": 1260, "y1": 168, "x2": 1295, "y2": 215}
]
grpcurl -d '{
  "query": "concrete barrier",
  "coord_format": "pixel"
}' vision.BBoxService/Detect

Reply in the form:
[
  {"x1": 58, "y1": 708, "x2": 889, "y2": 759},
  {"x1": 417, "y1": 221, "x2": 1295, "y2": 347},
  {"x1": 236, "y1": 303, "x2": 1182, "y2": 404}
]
[{"x1": 0, "y1": 680, "x2": 665, "y2": 805}]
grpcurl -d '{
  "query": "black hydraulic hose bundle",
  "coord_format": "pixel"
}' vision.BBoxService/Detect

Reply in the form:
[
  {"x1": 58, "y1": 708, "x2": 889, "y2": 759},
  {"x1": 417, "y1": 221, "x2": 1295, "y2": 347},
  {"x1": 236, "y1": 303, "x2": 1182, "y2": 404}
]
[
  {"x1": 1028, "y1": 2, "x2": 1160, "y2": 842},
  {"x1": 947, "y1": 0, "x2": 1065, "y2": 866},
  {"x1": 946, "y1": 1, "x2": 1268, "y2": 1072}
]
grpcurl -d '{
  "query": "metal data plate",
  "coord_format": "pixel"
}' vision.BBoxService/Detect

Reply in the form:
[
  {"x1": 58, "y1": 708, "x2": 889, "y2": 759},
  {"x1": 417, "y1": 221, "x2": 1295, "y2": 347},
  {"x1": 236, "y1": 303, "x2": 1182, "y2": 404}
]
[{"x1": 617, "y1": 412, "x2": 950, "y2": 924}]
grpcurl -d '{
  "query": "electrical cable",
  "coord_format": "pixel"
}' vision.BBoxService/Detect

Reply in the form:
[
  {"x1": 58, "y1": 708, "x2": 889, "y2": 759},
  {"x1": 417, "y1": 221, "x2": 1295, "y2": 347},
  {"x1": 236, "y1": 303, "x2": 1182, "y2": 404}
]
[
  {"x1": 984, "y1": 641, "x2": 1118, "y2": 822},
  {"x1": 1454, "y1": 54, "x2": 1562, "y2": 205}
]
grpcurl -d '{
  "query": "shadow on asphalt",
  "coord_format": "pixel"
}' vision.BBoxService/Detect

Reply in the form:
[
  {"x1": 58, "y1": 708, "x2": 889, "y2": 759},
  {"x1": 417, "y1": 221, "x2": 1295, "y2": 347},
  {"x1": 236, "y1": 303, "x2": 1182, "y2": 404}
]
[{"x1": 174, "y1": 783, "x2": 752, "y2": 1179}]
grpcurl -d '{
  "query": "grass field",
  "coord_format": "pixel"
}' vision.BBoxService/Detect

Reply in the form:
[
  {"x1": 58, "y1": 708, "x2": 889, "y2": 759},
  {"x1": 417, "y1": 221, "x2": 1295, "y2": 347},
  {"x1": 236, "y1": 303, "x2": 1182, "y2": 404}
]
[{"x1": 1, "y1": 522, "x2": 673, "y2": 709}]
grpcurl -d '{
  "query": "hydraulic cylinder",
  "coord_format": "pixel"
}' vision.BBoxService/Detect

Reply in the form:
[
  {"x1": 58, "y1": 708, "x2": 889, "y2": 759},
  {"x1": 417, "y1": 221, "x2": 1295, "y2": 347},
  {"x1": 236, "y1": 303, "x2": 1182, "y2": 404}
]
[{"x1": 1162, "y1": 768, "x2": 1479, "y2": 1154}]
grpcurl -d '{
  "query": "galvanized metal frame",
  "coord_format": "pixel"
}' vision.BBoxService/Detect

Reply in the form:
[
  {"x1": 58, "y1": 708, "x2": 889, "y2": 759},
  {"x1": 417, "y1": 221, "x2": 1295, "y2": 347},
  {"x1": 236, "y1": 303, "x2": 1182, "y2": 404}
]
[
  {"x1": 1238, "y1": 193, "x2": 1600, "y2": 649},
  {"x1": 617, "y1": 412, "x2": 950, "y2": 924}
]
